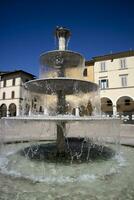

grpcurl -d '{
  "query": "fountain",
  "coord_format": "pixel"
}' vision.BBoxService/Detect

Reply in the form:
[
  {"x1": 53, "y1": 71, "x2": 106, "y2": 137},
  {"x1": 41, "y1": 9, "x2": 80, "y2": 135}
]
[
  {"x1": 17, "y1": 26, "x2": 115, "y2": 162},
  {"x1": 1, "y1": 27, "x2": 134, "y2": 199}
]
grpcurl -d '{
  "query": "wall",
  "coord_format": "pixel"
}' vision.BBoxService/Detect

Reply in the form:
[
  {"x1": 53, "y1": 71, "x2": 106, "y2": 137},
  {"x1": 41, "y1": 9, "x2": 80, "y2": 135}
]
[{"x1": 0, "y1": 118, "x2": 120, "y2": 143}]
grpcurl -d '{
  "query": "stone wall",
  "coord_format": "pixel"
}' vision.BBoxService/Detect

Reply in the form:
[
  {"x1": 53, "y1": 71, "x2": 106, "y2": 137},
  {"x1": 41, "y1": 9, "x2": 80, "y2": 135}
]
[{"x1": 0, "y1": 118, "x2": 122, "y2": 143}]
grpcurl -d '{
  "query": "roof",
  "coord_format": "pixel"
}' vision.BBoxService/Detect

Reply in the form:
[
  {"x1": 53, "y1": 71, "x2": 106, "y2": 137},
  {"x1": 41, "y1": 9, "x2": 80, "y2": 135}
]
[
  {"x1": 0, "y1": 70, "x2": 36, "y2": 78},
  {"x1": 92, "y1": 50, "x2": 134, "y2": 62},
  {"x1": 0, "y1": 71, "x2": 11, "y2": 75},
  {"x1": 85, "y1": 59, "x2": 94, "y2": 66}
]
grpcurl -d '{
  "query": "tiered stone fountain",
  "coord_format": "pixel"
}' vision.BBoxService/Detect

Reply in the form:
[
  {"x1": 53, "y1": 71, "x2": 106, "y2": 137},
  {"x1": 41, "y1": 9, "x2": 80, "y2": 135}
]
[
  {"x1": 2, "y1": 27, "x2": 134, "y2": 200},
  {"x1": 18, "y1": 27, "x2": 116, "y2": 162},
  {"x1": 26, "y1": 28, "x2": 97, "y2": 152}
]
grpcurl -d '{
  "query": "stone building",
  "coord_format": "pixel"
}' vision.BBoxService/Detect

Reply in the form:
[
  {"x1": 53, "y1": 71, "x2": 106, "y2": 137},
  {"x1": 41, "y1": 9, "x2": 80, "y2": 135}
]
[{"x1": 0, "y1": 70, "x2": 35, "y2": 117}]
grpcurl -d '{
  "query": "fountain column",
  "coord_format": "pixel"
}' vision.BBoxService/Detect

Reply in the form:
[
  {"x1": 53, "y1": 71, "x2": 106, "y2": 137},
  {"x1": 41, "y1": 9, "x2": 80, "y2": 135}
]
[
  {"x1": 113, "y1": 104, "x2": 117, "y2": 117},
  {"x1": 75, "y1": 107, "x2": 80, "y2": 117},
  {"x1": 55, "y1": 26, "x2": 71, "y2": 51},
  {"x1": 59, "y1": 37, "x2": 66, "y2": 51},
  {"x1": 7, "y1": 109, "x2": 10, "y2": 117},
  {"x1": 17, "y1": 105, "x2": 21, "y2": 116},
  {"x1": 55, "y1": 27, "x2": 71, "y2": 153}
]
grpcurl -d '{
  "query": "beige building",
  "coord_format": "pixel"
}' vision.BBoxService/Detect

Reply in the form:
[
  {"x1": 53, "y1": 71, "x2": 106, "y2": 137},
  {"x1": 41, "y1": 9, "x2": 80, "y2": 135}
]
[
  {"x1": 0, "y1": 70, "x2": 35, "y2": 117},
  {"x1": 93, "y1": 50, "x2": 134, "y2": 118}
]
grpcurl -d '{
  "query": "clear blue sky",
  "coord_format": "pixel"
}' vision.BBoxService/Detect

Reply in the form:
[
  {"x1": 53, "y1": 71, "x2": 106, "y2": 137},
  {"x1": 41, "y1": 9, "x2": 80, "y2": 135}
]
[{"x1": 0, "y1": 0, "x2": 134, "y2": 76}]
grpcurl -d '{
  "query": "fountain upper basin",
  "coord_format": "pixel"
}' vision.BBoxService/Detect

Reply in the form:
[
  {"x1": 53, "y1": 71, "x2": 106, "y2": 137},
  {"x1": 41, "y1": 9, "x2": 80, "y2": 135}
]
[{"x1": 40, "y1": 50, "x2": 85, "y2": 68}]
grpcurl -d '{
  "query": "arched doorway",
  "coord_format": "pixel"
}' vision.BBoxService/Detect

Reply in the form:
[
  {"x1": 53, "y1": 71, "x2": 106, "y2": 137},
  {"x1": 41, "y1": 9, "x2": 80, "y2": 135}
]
[
  {"x1": 0, "y1": 104, "x2": 7, "y2": 117},
  {"x1": 86, "y1": 101, "x2": 93, "y2": 116},
  {"x1": 8, "y1": 103, "x2": 16, "y2": 117},
  {"x1": 101, "y1": 97, "x2": 113, "y2": 116},
  {"x1": 79, "y1": 105, "x2": 87, "y2": 116},
  {"x1": 116, "y1": 96, "x2": 134, "y2": 120}
]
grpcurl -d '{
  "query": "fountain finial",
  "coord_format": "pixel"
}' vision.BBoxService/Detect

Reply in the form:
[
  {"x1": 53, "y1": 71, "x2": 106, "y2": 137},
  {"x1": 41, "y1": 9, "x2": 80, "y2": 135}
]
[{"x1": 54, "y1": 26, "x2": 71, "y2": 50}]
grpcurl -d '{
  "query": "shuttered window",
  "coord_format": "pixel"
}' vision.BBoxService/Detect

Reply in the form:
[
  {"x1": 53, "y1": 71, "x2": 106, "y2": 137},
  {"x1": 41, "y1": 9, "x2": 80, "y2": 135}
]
[{"x1": 99, "y1": 79, "x2": 109, "y2": 89}]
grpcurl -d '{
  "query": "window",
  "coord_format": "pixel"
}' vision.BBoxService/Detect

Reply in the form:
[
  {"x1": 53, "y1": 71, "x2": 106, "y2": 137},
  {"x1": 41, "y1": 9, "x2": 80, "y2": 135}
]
[
  {"x1": 120, "y1": 75, "x2": 127, "y2": 87},
  {"x1": 100, "y1": 62, "x2": 106, "y2": 72},
  {"x1": 3, "y1": 92, "x2": 6, "y2": 100},
  {"x1": 125, "y1": 99, "x2": 130, "y2": 105},
  {"x1": 120, "y1": 59, "x2": 126, "y2": 69},
  {"x1": 3, "y1": 80, "x2": 6, "y2": 87},
  {"x1": 11, "y1": 91, "x2": 15, "y2": 99},
  {"x1": 12, "y1": 78, "x2": 16, "y2": 86},
  {"x1": 107, "y1": 100, "x2": 112, "y2": 106},
  {"x1": 34, "y1": 104, "x2": 37, "y2": 109},
  {"x1": 99, "y1": 79, "x2": 109, "y2": 89},
  {"x1": 83, "y1": 68, "x2": 87, "y2": 77}
]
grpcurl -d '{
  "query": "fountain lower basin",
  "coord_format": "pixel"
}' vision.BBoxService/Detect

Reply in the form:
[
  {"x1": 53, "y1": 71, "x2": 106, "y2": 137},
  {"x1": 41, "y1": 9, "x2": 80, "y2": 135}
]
[{"x1": 20, "y1": 138, "x2": 115, "y2": 163}]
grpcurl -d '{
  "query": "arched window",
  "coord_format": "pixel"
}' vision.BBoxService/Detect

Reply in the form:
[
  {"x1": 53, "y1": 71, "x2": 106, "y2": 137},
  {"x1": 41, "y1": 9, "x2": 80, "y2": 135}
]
[
  {"x1": 11, "y1": 91, "x2": 15, "y2": 99},
  {"x1": 107, "y1": 100, "x2": 112, "y2": 106},
  {"x1": 3, "y1": 92, "x2": 6, "y2": 100}
]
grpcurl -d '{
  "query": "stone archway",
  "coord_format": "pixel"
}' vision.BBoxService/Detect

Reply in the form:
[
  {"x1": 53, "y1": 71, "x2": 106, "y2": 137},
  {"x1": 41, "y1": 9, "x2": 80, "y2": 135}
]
[
  {"x1": 101, "y1": 97, "x2": 113, "y2": 116},
  {"x1": 8, "y1": 103, "x2": 17, "y2": 117},
  {"x1": 116, "y1": 96, "x2": 134, "y2": 119},
  {"x1": 0, "y1": 104, "x2": 7, "y2": 118}
]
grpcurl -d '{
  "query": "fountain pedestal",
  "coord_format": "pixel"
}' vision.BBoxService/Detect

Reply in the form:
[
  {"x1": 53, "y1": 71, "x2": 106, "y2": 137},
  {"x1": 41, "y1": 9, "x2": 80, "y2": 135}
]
[
  {"x1": 57, "y1": 121, "x2": 66, "y2": 153},
  {"x1": 57, "y1": 90, "x2": 66, "y2": 153}
]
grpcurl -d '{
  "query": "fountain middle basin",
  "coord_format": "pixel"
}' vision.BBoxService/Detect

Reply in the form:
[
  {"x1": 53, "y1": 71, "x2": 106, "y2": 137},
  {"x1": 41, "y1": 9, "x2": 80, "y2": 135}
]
[{"x1": 24, "y1": 78, "x2": 98, "y2": 94}]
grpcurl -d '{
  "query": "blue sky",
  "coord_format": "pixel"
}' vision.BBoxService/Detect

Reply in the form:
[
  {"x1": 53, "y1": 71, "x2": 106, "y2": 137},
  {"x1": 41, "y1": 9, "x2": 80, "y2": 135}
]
[{"x1": 0, "y1": 0, "x2": 134, "y2": 76}]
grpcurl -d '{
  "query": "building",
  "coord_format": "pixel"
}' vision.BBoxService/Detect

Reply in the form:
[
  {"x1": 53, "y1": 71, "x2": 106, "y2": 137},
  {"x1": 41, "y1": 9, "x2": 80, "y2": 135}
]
[
  {"x1": 84, "y1": 60, "x2": 94, "y2": 82},
  {"x1": 1, "y1": 50, "x2": 134, "y2": 119},
  {"x1": 0, "y1": 70, "x2": 35, "y2": 117},
  {"x1": 92, "y1": 50, "x2": 134, "y2": 118}
]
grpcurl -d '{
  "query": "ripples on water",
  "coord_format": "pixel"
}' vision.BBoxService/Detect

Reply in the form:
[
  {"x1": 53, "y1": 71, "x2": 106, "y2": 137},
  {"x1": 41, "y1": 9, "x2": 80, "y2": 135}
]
[{"x1": 0, "y1": 143, "x2": 134, "y2": 199}]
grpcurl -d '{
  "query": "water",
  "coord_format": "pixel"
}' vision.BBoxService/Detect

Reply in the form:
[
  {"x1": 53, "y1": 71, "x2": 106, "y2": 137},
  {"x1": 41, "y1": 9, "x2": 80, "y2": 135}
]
[{"x1": 0, "y1": 142, "x2": 134, "y2": 199}]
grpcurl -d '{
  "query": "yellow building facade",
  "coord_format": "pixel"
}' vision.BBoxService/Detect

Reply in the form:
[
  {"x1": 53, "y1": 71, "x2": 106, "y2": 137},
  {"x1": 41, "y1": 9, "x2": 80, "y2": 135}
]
[{"x1": 93, "y1": 50, "x2": 134, "y2": 120}]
